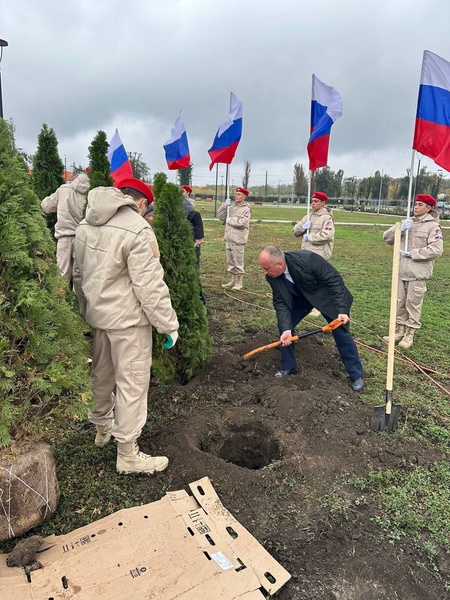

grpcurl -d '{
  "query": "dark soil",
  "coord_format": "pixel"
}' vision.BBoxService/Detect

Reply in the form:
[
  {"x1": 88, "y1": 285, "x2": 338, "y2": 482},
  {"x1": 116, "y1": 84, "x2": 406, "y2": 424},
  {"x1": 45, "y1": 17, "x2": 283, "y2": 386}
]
[
  {"x1": 141, "y1": 322, "x2": 449, "y2": 599},
  {"x1": 4, "y1": 319, "x2": 449, "y2": 599}
]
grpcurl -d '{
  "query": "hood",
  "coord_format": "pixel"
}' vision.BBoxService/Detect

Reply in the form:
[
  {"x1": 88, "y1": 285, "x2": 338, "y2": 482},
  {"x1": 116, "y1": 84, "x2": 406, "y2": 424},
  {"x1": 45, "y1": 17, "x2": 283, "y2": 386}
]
[
  {"x1": 72, "y1": 173, "x2": 90, "y2": 194},
  {"x1": 85, "y1": 186, "x2": 139, "y2": 226},
  {"x1": 415, "y1": 209, "x2": 439, "y2": 222},
  {"x1": 182, "y1": 198, "x2": 194, "y2": 213}
]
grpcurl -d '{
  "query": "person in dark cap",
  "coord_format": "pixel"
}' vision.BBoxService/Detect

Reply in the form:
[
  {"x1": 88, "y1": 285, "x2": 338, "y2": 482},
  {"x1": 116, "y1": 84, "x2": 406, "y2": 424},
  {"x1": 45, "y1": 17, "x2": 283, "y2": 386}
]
[
  {"x1": 258, "y1": 245, "x2": 364, "y2": 390},
  {"x1": 217, "y1": 187, "x2": 251, "y2": 290},
  {"x1": 383, "y1": 193, "x2": 443, "y2": 348},
  {"x1": 181, "y1": 184, "x2": 206, "y2": 304},
  {"x1": 73, "y1": 178, "x2": 179, "y2": 474},
  {"x1": 293, "y1": 190, "x2": 335, "y2": 317}
]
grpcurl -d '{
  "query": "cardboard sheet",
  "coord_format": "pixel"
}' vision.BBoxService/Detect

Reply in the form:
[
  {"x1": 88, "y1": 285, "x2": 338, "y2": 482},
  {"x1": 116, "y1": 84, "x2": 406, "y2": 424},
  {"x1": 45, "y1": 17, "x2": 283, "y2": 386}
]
[{"x1": 0, "y1": 476, "x2": 290, "y2": 599}]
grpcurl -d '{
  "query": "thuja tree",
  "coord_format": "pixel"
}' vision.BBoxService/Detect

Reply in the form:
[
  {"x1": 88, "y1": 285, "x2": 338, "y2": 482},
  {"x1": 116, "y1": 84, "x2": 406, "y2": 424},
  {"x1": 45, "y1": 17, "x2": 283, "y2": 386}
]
[
  {"x1": 152, "y1": 171, "x2": 167, "y2": 199},
  {"x1": 88, "y1": 130, "x2": 113, "y2": 189},
  {"x1": 177, "y1": 164, "x2": 193, "y2": 187},
  {"x1": 31, "y1": 123, "x2": 65, "y2": 199},
  {"x1": 151, "y1": 182, "x2": 212, "y2": 383},
  {"x1": 31, "y1": 123, "x2": 65, "y2": 233},
  {"x1": 0, "y1": 120, "x2": 92, "y2": 446}
]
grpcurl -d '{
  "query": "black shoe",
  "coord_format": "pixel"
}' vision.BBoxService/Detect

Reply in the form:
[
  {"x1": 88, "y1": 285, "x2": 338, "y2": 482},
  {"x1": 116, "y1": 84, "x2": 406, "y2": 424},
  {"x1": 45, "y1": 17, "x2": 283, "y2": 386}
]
[
  {"x1": 351, "y1": 377, "x2": 364, "y2": 391},
  {"x1": 274, "y1": 368, "x2": 299, "y2": 378}
]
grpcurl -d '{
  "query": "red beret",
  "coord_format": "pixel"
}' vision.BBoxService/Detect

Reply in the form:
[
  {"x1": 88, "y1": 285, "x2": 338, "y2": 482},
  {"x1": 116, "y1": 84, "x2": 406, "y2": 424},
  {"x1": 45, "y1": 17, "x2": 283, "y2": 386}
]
[
  {"x1": 236, "y1": 187, "x2": 249, "y2": 196},
  {"x1": 312, "y1": 191, "x2": 328, "y2": 202},
  {"x1": 415, "y1": 193, "x2": 436, "y2": 207},
  {"x1": 115, "y1": 177, "x2": 154, "y2": 203},
  {"x1": 181, "y1": 185, "x2": 192, "y2": 194}
]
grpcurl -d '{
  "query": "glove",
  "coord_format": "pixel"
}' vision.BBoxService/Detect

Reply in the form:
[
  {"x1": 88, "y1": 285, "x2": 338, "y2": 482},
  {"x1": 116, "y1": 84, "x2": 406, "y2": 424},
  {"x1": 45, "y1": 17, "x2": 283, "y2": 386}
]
[
  {"x1": 401, "y1": 219, "x2": 412, "y2": 232},
  {"x1": 400, "y1": 250, "x2": 411, "y2": 258},
  {"x1": 163, "y1": 331, "x2": 178, "y2": 349},
  {"x1": 302, "y1": 220, "x2": 311, "y2": 230},
  {"x1": 303, "y1": 234, "x2": 309, "y2": 242},
  {"x1": 226, "y1": 217, "x2": 231, "y2": 224},
  {"x1": 225, "y1": 198, "x2": 231, "y2": 206}
]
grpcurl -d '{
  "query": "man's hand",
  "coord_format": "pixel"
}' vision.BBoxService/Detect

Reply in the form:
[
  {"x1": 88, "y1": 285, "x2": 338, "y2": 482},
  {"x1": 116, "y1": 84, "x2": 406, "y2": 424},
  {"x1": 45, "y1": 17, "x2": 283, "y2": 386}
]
[
  {"x1": 302, "y1": 220, "x2": 311, "y2": 230},
  {"x1": 280, "y1": 330, "x2": 293, "y2": 346},
  {"x1": 225, "y1": 198, "x2": 231, "y2": 206},
  {"x1": 337, "y1": 313, "x2": 350, "y2": 324},
  {"x1": 401, "y1": 219, "x2": 412, "y2": 232},
  {"x1": 400, "y1": 250, "x2": 411, "y2": 258},
  {"x1": 226, "y1": 217, "x2": 231, "y2": 224},
  {"x1": 164, "y1": 331, "x2": 178, "y2": 349},
  {"x1": 195, "y1": 238, "x2": 204, "y2": 247}
]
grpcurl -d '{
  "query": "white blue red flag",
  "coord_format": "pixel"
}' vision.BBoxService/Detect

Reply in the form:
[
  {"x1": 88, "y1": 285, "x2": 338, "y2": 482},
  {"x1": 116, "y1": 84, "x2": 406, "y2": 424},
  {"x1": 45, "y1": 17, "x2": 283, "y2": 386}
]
[
  {"x1": 208, "y1": 92, "x2": 243, "y2": 170},
  {"x1": 413, "y1": 50, "x2": 450, "y2": 172},
  {"x1": 163, "y1": 112, "x2": 191, "y2": 170},
  {"x1": 307, "y1": 75, "x2": 343, "y2": 171},
  {"x1": 107, "y1": 129, "x2": 133, "y2": 182}
]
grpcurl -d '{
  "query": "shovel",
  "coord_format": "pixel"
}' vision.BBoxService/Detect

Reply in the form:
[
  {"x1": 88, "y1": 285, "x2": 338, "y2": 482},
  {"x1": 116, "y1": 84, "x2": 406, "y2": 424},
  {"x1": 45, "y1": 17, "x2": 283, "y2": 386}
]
[
  {"x1": 243, "y1": 317, "x2": 344, "y2": 360},
  {"x1": 371, "y1": 221, "x2": 402, "y2": 432}
]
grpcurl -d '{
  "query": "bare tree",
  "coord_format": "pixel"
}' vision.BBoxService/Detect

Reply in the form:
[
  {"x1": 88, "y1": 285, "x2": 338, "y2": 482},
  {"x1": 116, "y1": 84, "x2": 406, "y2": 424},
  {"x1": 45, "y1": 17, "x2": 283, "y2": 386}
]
[{"x1": 242, "y1": 160, "x2": 251, "y2": 188}]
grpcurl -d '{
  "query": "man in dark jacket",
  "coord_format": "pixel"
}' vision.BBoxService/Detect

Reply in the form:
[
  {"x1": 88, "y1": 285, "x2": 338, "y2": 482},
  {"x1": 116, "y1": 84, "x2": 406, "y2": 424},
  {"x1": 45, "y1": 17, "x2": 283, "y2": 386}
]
[{"x1": 258, "y1": 245, "x2": 364, "y2": 391}]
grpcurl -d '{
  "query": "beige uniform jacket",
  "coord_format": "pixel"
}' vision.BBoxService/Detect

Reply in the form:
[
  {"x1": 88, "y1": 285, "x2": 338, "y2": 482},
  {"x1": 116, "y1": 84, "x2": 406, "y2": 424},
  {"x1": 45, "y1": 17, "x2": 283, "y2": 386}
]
[
  {"x1": 383, "y1": 211, "x2": 443, "y2": 281},
  {"x1": 73, "y1": 187, "x2": 179, "y2": 333},
  {"x1": 41, "y1": 173, "x2": 90, "y2": 238},
  {"x1": 217, "y1": 201, "x2": 251, "y2": 245},
  {"x1": 293, "y1": 207, "x2": 334, "y2": 260}
]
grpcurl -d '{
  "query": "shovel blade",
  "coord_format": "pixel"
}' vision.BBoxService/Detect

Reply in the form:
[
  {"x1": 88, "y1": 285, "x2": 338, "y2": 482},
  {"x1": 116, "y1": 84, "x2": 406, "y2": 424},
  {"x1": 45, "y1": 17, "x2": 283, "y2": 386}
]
[{"x1": 371, "y1": 403, "x2": 402, "y2": 433}]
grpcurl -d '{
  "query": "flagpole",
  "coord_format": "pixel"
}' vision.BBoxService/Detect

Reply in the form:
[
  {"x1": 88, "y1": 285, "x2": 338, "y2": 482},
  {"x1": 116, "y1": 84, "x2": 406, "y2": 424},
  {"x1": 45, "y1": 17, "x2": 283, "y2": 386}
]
[
  {"x1": 214, "y1": 164, "x2": 219, "y2": 217},
  {"x1": 307, "y1": 170, "x2": 312, "y2": 219},
  {"x1": 404, "y1": 148, "x2": 416, "y2": 251},
  {"x1": 225, "y1": 164, "x2": 230, "y2": 219}
]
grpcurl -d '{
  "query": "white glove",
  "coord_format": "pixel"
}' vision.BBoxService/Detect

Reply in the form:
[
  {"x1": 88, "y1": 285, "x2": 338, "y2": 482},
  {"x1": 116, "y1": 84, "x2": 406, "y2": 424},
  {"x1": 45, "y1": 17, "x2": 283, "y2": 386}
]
[
  {"x1": 164, "y1": 331, "x2": 178, "y2": 349},
  {"x1": 303, "y1": 234, "x2": 309, "y2": 242},
  {"x1": 225, "y1": 198, "x2": 231, "y2": 206},
  {"x1": 401, "y1": 219, "x2": 412, "y2": 232},
  {"x1": 302, "y1": 220, "x2": 311, "y2": 230},
  {"x1": 226, "y1": 217, "x2": 231, "y2": 224},
  {"x1": 400, "y1": 250, "x2": 411, "y2": 258}
]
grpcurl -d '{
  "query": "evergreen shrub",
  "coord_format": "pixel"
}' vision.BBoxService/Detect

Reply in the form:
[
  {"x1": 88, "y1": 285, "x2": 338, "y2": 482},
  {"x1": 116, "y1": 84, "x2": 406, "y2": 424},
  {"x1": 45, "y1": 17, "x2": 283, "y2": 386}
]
[{"x1": 0, "y1": 120, "x2": 92, "y2": 446}]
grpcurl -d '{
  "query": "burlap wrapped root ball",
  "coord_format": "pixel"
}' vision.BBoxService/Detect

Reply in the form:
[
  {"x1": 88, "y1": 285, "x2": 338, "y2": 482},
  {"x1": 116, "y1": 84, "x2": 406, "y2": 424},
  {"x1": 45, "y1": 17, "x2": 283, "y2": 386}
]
[{"x1": 0, "y1": 442, "x2": 60, "y2": 541}]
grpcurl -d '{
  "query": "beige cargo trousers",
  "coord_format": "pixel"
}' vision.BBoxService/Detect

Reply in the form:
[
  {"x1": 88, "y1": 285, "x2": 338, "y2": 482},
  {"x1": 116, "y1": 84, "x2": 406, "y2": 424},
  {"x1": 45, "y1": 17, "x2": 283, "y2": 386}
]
[{"x1": 89, "y1": 325, "x2": 152, "y2": 444}]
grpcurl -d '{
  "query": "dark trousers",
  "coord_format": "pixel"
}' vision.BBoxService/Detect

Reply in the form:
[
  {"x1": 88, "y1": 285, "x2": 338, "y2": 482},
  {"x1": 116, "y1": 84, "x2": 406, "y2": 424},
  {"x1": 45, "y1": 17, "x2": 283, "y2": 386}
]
[{"x1": 279, "y1": 298, "x2": 364, "y2": 381}]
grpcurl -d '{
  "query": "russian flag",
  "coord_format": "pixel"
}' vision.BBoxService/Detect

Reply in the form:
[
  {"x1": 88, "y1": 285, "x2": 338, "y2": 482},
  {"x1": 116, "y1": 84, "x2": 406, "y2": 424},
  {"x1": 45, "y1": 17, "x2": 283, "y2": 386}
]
[
  {"x1": 413, "y1": 50, "x2": 450, "y2": 172},
  {"x1": 107, "y1": 129, "x2": 133, "y2": 182},
  {"x1": 307, "y1": 75, "x2": 343, "y2": 171},
  {"x1": 208, "y1": 92, "x2": 243, "y2": 170},
  {"x1": 163, "y1": 112, "x2": 191, "y2": 170}
]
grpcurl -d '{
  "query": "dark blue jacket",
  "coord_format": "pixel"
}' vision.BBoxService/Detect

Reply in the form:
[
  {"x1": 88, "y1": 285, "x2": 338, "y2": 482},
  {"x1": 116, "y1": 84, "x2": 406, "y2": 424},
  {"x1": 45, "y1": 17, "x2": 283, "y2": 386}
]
[{"x1": 266, "y1": 250, "x2": 353, "y2": 332}]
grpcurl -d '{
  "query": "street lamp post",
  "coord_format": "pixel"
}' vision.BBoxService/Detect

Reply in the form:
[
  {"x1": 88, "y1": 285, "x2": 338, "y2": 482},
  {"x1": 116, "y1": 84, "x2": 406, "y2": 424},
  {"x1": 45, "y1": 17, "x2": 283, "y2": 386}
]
[
  {"x1": 0, "y1": 39, "x2": 8, "y2": 119},
  {"x1": 264, "y1": 169, "x2": 268, "y2": 199}
]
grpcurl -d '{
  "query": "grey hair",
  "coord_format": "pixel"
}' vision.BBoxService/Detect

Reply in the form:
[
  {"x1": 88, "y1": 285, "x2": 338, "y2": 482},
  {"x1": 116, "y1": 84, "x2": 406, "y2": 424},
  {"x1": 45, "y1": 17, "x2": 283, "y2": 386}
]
[{"x1": 261, "y1": 245, "x2": 285, "y2": 261}]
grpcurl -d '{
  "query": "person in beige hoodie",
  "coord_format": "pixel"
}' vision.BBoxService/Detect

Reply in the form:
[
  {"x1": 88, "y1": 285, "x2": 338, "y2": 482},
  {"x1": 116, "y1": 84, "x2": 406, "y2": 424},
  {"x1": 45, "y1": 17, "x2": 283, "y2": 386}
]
[
  {"x1": 73, "y1": 177, "x2": 179, "y2": 475},
  {"x1": 293, "y1": 191, "x2": 335, "y2": 316},
  {"x1": 383, "y1": 194, "x2": 443, "y2": 348},
  {"x1": 217, "y1": 186, "x2": 251, "y2": 290},
  {"x1": 41, "y1": 172, "x2": 90, "y2": 280}
]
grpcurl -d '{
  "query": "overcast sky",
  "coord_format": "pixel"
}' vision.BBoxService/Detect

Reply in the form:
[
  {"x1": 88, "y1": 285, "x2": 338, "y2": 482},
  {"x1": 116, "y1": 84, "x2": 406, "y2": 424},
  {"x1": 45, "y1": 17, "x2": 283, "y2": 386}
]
[{"x1": 2, "y1": 0, "x2": 450, "y2": 189}]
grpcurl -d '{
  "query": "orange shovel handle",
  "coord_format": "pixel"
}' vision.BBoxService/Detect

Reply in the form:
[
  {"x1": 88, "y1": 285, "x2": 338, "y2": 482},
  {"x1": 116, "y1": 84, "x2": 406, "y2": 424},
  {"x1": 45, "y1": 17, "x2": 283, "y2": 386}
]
[{"x1": 243, "y1": 317, "x2": 344, "y2": 360}]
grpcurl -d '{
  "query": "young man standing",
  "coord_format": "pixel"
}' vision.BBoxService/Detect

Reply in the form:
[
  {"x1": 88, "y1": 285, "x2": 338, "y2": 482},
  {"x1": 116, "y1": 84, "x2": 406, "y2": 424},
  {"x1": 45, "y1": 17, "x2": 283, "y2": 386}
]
[
  {"x1": 218, "y1": 187, "x2": 251, "y2": 291},
  {"x1": 73, "y1": 177, "x2": 179, "y2": 475},
  {"x1": 383, "y1": 193, "x2": 443, "y2": 348}
]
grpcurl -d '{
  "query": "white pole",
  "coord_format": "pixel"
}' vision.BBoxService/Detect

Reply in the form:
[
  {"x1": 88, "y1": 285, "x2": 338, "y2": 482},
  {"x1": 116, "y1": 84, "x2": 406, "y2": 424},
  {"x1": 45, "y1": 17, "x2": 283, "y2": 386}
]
[
  {"x1": 404, "y1": 149, "x2": 416, "y2": 251},
  {"x1": 307, "y1": 171, "x2": 312, "y2": 219}
]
